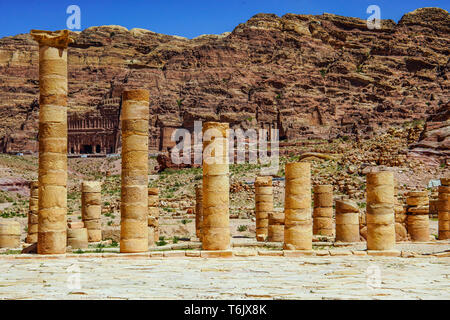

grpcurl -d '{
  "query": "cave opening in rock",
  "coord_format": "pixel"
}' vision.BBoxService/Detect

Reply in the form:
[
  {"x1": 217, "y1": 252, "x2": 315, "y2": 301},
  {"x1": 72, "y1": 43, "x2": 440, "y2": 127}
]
[{"x1": 81, "y1": 145, "x2": 93, "y2": 154}]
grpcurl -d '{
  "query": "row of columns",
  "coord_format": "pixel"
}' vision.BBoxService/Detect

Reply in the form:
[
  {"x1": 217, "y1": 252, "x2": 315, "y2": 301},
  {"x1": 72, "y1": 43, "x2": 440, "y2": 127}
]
[
  {"x1": 68, "y1": 118, "x2": 116, "y2": 130},
  {"x1": 29, "y1": 29, "x2": 450, "y2": 254}
]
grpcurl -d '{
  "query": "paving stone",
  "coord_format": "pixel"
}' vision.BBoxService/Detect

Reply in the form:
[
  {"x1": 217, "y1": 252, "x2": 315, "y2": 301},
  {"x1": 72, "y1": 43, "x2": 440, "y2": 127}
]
[
  {"x1": 367, "y1": 250, "x2": 401, "y2": 257},
  {"x1": 352, "y1": 250, "x2": 367, "y2": 256},
  {"x1": 234, "y1": 250, "x2": 257, "y2": 257},
  {"x1": 185, "y1": 251, "x2": 201, "y2": 257},
  {"x1": 329, "y1": 250, "x2": 352, "y2": 256},
  {"x1": 163, "y1": 251, "x2": 186, "y2": 258},
  {"x1": 149, "y1": 252, "x2": 163, "y2": 258},
  {"x1": 200, "y1": 250, "x2": 233, "y2": 258},
  {"x1": 0, "y1": 255, "x2": 448, "y2": 299},
  {"x1": 283, "y1": 250, "x2": 314, "y2": 257},
  {"x1": 257, "y1": 250, "x2": 283, "y2": 256},
  {"x1": 315, "y1": 250, "x2": 330, "y2": 256}
]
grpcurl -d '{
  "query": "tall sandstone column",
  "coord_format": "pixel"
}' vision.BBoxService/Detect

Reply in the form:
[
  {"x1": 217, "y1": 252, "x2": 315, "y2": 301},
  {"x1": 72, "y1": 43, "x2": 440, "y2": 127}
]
[
  {"x1": 120, "y1": 89, "x2": 149, "y2": 253},
  {"x1": 335, "y1": 200, "x2": 360, "y2": 242},
  {"x1": 202, "y1": 122, "x2": 230, "y2": 250},
  {"x1": 26, "y1": 181, "x2": 39, "y2": 244},
  {"x1": 284, "y1": 162, "x2": 312, "y2": 250},
  {"x1": 31, "y1": 30, "x2": 73, "y2": 254},
  {"x1": 313, "y1": 185, "x2": 334, "y2": 236},
  {"x1": 366, "y1": 171, "x2": 396, "y2": 250},
  {"x1": 438, "y1": 178, "x2": 450, "y2": 240},
  {"x1": 195, "y1": 185, "x2": 203, "y2": 240},
  {"x1": 254, "y1": 176, "x2": 273, "y2": 241},
  {"x1": 406, "y1": 191, "x2": 430, "y2": 242},
  {"x1": 148, "y1": 188, "x2": 159, "y2": 246},
  {"x1": 81, "y1": 181, "x2": 102, "y2": 242}
]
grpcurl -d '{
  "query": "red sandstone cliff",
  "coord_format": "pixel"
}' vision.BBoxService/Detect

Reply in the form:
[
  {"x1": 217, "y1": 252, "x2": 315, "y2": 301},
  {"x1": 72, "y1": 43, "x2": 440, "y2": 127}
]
[{"x1": 0, "y1": 7, "x2": 448, "y2": 154}]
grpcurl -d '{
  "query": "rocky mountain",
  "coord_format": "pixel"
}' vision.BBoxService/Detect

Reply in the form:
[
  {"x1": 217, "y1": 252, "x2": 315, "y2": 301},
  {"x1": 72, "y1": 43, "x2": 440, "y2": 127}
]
[{"x1": 0, "y1": 7, "x2": 448, "y2": 156}]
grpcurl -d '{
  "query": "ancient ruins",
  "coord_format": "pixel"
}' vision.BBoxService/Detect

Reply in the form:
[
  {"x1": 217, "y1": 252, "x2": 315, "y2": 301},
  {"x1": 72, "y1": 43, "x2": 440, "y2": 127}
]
[
  {"x1": 366, "y1": 172, "x2": 396, "y2": 251},
  {"x1": 81, "y1": 181, "x2": 102, "y2": 242},
  {"x1": 0, "y1": 29, "x2": 446, "y2": 259},
  {"x1": 254, "y1": 176, "x2": 272, "y2": 241},
  {"x1": 0, "y1": 6, "x2": 449, "y2": 300},
  {"x1": 335, "y1": 200, "x2": 360, "y2": 242},
  {"x1": 194, "y1": 185, "x2": 203, "y2": 240},
  {"x1": 438, "y1": 179, "x2": 450, "y2": 240},
  {"x1": 201, "y1": 122, "x2": 230, "y2": 251},
  {"x1": 148, "y1": 188, "x2": 160, "y2": 246},
  {"x1": 26, "y1": 181, "x2": 39, "y2": 243},
  {"x1": 284, "y1": 162, "x2": 313, "y2": 251},
  {"x1": 313, "y1": 185, "x2": 334, "y2": 237},
  {"x1": 30, "y1": 30, "x2": 72, "y2": 255},
  {"x1": 120, "y1": 89, "x2": 150, "y2": 253}
]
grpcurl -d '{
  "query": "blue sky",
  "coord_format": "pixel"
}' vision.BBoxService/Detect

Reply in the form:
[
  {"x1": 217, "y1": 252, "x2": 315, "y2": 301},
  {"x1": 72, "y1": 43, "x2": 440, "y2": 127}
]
[{"x1": 0, "y1": 0, "x2": 448, "y2": 39}]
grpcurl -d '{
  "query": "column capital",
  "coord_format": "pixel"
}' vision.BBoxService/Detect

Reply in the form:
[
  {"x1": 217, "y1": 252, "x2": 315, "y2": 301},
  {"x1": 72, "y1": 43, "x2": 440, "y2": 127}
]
[{"x1": 30, "y1": 29, "x2": 74, "y2": 48}]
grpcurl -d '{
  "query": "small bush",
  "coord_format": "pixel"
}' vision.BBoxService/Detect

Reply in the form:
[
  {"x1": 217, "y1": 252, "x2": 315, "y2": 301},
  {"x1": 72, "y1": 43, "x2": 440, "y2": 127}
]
[
  {"x1": 237, "y1": 225, "x2": 248, "y2": 232},
  {"x1": 157, "y1": 239, "x2": 168, "y2": 246}
]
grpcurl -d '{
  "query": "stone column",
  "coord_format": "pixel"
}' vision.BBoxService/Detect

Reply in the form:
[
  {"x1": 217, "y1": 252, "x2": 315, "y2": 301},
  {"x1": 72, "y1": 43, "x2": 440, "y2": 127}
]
[
  {"x1": 148, "y1": 188, "x2": 159, "y2": 246},
  {"x1": 438, "y1": 178, "x2": 450, "y2": 240},
  {"x1": 202, "y1": 122, "x2": 230, "y2": 250},
  {"x1": 406, "y1": 191, "x2": 430, "y2": 242},
  {"x1": 366, "y1": 171, "x2": 396, "y2": 250},
  {"x1": 313, "y1": 185, "x2": 334, "y2": 237},
  {"x1": 195, "y1": 185, "x2": 203, "y2": 240},
  {"x1": 254, "y1": 176, "x2": 273, "y2": 241},
  {"x1": 67, "y1": 228, "x2": 88, "y2": 249},
  {"x1": 335, "y1": 200, "x2": 360, "y2": 242},
  {"x1": 31, "y1": 30, "x2": 73, "y2": 254},
  {"x1": 268, "y1": 211, "x2": 284, "y2": 242},
  {"x1": 394, "y1": 179, "x2": 408, "y2": 241},
  {"x1": 0, "y1": 221, "x2": 21, "y2": 248},
  {"x1": 81, "y1": 181, "x2": 102, "y2": 242},
  {"x1": 120, "y1": 89, "x2": 149, "y2": 253},
  {"x1": 26, "y1": 181, "x2": 39, "y2": 244},
  {"x1": 284, "y1": 162, "x2": 312, "y2": 250}
]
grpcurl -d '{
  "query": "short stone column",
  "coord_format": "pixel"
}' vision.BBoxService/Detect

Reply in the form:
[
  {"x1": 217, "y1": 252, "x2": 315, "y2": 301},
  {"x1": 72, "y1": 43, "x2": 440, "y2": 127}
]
[
  {"x1": 81, "y1": 181, "x2": 102, "y2": 242},
  {"x1": 406, "y1": 191, "x2": 430, "y2": 242},
  {"x1": 335, "y1": 200, "x2": 360, "y2": 242},
  {"x1": 268, "y1": 211, "x2": 284, "y2": 242},
  {"x1": 284, "y1": 162, "x2": 312, "y2": 250},
  {"x1": 26, "y1": 181, "x2": 39, "y2": 244},
  {"x1": 0, "y1": 221, "x2": 21, "y2": 248},
  {"x1": 30, "y1": 30, "x2": 73, "y2": 254},
  {"x1": 254, "y1": 176, "x2": 273, "y2": 241},
  {"x1": 120, "y1": 89, "x2": 150, "y2": 253},
  {"x1": 148, "y1": 188, "x2": 159, "y2": 246},
  {"x1": 195, "y1": 185, "x2": 203, "y2": 240},
  {"x1": 366, "y1": 171, "x2": 396, "y2": 250},
  {"x1": 438, "y1": 178, "x2": 450, "y2": 240},
  {"x1": 313, "y1": 185, "x2": 334, "y2": 236},
  {"x1": 394, "y1": 179, "x2": 408, "y2": 241},
  {"x1": 202, "y1": 122, "x2": 230, "y2": 250},
  {"x1": 67, "y1": 228, "x2": 88, "y2": 249}
]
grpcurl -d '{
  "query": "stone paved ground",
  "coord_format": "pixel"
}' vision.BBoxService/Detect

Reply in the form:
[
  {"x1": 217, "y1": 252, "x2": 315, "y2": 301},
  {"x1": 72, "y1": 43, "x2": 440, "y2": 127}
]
[{"x1": 0, "y1": 255, "x2": 449, "y2": 300}]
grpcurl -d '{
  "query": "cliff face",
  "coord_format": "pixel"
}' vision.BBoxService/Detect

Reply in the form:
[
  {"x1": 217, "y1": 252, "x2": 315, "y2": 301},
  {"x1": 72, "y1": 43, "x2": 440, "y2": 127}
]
[{"x1": 0, "y1": 7, "x2": 449, "y2": 154}]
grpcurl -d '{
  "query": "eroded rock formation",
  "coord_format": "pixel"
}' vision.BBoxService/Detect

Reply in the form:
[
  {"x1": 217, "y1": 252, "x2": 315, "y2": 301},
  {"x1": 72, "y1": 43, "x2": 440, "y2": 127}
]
[{"x1": 0, "y1": 8, "x2": 449, "y2": 154}]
